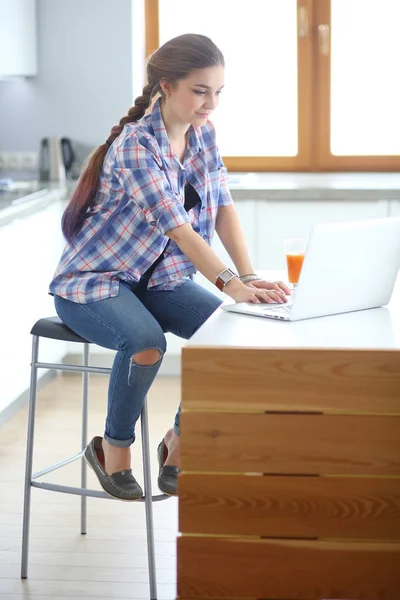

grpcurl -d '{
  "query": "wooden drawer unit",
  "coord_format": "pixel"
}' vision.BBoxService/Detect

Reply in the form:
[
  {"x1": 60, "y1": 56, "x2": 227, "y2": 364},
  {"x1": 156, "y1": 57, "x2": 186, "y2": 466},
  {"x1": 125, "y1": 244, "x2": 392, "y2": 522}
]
[{"x1": 179, "y1": 347, "x2": 400, "y2": 600}]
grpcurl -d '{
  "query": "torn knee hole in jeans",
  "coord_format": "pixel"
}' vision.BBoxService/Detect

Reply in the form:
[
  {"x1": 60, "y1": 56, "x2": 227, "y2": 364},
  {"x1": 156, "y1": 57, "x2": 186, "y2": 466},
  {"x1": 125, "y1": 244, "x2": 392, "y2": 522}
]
[{"x1": 127, "y1": 347, "x2": 164, "y2": 384}]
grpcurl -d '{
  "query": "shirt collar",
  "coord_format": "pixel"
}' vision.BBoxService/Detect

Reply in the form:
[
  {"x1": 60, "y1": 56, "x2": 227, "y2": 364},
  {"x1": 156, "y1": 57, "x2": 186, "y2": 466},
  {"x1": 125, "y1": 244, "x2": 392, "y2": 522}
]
[
  {"x1": 150, "y1": 97, "x2": 203, "y2": 166},
  {"x1": 186, "y1": 123, "x2": 202, "y2": 159}
]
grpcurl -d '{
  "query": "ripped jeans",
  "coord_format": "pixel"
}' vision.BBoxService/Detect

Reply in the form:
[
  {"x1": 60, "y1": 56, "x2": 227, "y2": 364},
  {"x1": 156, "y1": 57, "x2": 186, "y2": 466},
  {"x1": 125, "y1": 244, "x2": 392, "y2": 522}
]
[{"x1": 54, "y1": 275, "x2": 222, "y2": 447}]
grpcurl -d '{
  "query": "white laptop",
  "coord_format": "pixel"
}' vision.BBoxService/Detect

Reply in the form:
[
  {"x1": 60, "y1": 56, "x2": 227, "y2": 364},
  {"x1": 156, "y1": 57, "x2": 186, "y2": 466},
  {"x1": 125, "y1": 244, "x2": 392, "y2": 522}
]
[{"x1": 222, "y1": 216, "x2": 400, "y2": 322}]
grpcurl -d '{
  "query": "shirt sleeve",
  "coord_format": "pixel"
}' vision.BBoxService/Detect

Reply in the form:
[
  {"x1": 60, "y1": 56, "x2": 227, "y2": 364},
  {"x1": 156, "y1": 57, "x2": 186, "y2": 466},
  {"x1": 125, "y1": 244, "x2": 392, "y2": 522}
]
[
  {"x1": 212, "y1": 126, "x2": 234, "y2": 208},
  {"x1": 218, "y1": 160, "x2": 234, "y2": 208},
  {"x1": 113, "y1": 136, "x2": 190, "y2": 235},
  {"x1": 201, "y1": 119, "x2": 234, "y2": 208}
]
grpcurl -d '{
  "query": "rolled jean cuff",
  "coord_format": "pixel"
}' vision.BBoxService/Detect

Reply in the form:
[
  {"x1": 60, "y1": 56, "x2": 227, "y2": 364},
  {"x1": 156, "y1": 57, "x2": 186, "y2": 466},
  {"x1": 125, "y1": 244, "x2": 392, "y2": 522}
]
[{"x1": 103, "y1": 433, "x2": 135, "y2": 448}]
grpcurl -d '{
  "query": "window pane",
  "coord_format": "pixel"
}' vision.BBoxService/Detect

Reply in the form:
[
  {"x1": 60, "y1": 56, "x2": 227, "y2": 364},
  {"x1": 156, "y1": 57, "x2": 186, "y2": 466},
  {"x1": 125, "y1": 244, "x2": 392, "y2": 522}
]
[
  {"x1": 331, "y1": 0, "x2": 400, "y2": 156},
  {"x1": 159, "y1": 0, "x2": 298, "y2": 157}
]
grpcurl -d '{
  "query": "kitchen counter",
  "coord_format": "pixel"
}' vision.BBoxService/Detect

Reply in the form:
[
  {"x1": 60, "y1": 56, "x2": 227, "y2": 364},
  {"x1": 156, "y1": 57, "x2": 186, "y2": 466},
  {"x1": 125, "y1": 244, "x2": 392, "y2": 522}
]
[
  {"x1": 179, "y1": 271, "x2": 400, "y2": 600},
  {"x1": 0, "y1": 196, "x2": 68, "y2": 421},
  {"x1": 228, "y1": 172, "x2": 400, "y2": 200},
  {"x1": 0, "y1": 173, "x2": 399, "y2": 418},
  {"x1": 1, "y1": 172, "x2": 400, "y2": 228},
  {"x1": 0, "y1": 182, "x2": 69, "y2": 226}
]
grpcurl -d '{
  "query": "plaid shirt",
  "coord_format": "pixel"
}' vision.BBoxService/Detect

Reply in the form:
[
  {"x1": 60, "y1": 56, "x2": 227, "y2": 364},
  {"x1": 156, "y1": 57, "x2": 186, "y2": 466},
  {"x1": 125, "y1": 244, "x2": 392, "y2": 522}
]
[{"x1": 49, "y1": 97, "x2": 233, "y2": 304}]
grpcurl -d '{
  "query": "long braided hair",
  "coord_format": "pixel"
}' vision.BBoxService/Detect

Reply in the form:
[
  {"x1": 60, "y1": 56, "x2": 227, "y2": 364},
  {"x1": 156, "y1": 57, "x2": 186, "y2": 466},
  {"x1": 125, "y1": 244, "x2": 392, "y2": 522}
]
[{"x1": 62, "y1": 33, "x2": 224, "y2": 241}]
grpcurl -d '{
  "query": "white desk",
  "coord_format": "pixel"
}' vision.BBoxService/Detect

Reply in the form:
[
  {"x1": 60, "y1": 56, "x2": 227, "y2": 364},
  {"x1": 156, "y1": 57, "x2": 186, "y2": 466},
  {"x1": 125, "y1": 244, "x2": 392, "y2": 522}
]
[{"x1": 188, "y1": 270, "x2": 400, "y2": 351}]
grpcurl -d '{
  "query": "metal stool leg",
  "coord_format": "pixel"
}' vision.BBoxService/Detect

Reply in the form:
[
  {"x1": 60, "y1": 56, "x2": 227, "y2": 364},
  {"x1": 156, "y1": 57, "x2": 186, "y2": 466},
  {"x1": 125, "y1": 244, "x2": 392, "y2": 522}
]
[
  {"x1": 21, "y1": 335, "x2": 40, "y2": 578},
  {"x1": 141, "y1": 397, "x2": 157, "y2": 600},
  {"x1": 80, "y1": 343, "x2": 89, "y2": 535}
]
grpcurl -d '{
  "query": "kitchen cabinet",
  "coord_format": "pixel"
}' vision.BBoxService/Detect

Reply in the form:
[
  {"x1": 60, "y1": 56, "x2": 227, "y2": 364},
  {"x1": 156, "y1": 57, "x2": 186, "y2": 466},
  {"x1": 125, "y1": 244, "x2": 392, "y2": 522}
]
[
  {"x1": 71, "y1": 195, "x2": 399, "y2": 373},
  {"x1": 0, "y1": 198, "x2": 66, "y2": 417},
  {"x1": 256, "y1": 198, "x2": 390, "y2": 270},
  {"x1": 2, "y1": 187, "x2": 399, "y2": 416},
  {"x1": 0, "y1": 0, "x2": 37, "y2": 77},
  {"x1": 390, "y1": 201, "x2": 400, "y2": 217}
]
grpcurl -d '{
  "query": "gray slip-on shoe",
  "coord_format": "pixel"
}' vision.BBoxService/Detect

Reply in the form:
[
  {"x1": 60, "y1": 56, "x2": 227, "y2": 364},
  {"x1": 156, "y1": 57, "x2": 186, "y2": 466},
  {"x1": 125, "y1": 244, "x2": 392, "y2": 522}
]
[
  {"x1": 157, "y1": 439, "x2": 179, "y2": 496},
  {"x1": 84, "y1": 436, "x2": 143, "y2": 501}
]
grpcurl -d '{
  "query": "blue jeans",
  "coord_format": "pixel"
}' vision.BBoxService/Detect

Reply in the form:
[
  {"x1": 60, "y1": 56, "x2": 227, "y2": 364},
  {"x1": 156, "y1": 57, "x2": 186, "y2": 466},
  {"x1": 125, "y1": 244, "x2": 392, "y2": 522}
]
[{"x1": 54, "y1": 276, "x2": 222, "y2": 447}]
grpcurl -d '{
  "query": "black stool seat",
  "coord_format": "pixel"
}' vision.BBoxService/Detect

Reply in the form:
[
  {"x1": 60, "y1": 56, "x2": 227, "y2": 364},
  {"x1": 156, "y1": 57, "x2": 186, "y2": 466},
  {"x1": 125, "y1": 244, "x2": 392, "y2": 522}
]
[{"x1": 31, "y1": 317, "x2": 90, "y2": 344}]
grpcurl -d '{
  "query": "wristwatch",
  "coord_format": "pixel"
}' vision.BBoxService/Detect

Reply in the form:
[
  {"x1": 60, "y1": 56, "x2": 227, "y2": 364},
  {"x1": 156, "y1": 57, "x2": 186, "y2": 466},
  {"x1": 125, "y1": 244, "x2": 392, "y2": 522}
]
[{"x1": 215, "y1": 268, "x2": 237, "y2": 291}]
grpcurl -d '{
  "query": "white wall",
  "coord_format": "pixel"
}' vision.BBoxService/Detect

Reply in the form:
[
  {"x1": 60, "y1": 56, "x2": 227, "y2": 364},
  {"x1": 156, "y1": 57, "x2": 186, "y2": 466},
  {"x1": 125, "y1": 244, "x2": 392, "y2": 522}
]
[{"x1": 0, "y1": 0, "x2": 136, "y2": 152}]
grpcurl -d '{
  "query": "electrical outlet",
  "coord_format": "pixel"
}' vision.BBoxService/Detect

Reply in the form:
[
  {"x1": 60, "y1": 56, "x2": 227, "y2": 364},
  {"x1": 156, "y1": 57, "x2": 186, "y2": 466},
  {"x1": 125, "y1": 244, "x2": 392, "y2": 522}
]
[
  {"x1": 20, "y1": 152, "x2": 38, "y2": 170},
  {"x1": 0, "y1": 151, "x2": 38, "y2": 171},
  {"x1": 8, "y1": 153, "x2": 20, "y2": 170},
  {"x1": 0, "y1": 152, "x2": 19, "y2": 170}
]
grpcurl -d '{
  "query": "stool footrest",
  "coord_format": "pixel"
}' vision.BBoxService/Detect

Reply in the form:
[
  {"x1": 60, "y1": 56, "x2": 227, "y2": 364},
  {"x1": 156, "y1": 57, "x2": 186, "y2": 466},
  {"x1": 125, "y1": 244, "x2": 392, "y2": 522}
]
[
  {"x1": 35, "y1": 361, "x2": 111, "y2": 375},
  {"x1": 32, "y1": 451, "x2": 84, "y2": 480},
  {"x1": 31, "y1": 480, "x2": 169, "y2": 502},
  {"x1": 32, "y1": 481, "x2": 110, "y2": 499}
]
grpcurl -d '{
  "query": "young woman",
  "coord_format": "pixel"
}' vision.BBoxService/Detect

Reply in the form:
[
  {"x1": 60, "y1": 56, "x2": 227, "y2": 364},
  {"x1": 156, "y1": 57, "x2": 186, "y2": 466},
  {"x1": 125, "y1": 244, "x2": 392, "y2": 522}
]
[{"x1": 50, "y1": 33, "x2": 289, "y2": 500}]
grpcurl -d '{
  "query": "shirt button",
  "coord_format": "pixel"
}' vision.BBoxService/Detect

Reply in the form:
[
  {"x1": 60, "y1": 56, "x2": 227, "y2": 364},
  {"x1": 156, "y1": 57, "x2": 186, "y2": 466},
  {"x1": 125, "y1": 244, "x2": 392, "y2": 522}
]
[{"x1": 202, "y1": 234, "x2": 208, "y2": 240}]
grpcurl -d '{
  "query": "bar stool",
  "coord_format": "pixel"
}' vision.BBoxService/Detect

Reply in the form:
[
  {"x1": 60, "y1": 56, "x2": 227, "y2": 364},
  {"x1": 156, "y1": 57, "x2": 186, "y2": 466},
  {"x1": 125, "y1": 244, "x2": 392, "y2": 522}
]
[{"x1": 21, "y1": 316, "x2": 169, "y2": 600}]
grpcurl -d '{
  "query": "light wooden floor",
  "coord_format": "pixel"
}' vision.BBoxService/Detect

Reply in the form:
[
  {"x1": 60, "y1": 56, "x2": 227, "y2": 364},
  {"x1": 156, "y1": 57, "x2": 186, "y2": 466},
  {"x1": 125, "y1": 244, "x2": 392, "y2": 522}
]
[{"x1": 0, "y1": 374, "x2": 181, "y2": 599}]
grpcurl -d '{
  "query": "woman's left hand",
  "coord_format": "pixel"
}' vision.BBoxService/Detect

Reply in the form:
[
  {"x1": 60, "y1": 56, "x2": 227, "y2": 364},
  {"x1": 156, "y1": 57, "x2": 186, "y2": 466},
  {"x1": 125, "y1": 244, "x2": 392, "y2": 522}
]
[{"x1": 248, "y1": 279, "x2": 291, "y2": 297}]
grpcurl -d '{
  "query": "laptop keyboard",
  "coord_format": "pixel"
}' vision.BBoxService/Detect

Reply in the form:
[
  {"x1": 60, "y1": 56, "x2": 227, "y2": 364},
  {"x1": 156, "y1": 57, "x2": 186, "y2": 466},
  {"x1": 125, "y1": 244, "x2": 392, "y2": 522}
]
[{"x1": 261, "y1": 303, "x2": 292, "y2": 314}]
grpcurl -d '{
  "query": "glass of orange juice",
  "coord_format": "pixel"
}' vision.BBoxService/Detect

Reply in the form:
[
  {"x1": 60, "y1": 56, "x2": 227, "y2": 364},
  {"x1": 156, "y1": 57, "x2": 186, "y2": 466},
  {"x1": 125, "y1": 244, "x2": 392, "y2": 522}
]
[{"x1": 284, "y1": 239, "x2": 307, "y2": 288}]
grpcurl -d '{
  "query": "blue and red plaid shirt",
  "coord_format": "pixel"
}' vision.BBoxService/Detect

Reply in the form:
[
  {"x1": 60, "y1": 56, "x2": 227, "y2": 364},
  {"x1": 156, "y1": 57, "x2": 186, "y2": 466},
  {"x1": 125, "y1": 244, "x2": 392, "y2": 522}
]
[{"x1": 49, "y1": 97, "x2": 233, "y2": 304}]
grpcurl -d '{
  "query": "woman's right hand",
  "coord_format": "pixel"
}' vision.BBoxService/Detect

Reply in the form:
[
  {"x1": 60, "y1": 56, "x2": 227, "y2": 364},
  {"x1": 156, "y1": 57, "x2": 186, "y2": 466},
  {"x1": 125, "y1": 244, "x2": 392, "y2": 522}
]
[{"x1": 224, "y1": 278, "x2": 287, "y2": 304}]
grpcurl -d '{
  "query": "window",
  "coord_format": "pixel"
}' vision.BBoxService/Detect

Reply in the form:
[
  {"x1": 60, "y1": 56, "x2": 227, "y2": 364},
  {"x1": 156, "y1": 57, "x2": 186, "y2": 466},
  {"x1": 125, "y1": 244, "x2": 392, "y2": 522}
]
[{"x1": 145, "y1": 0, "x2": 400, "y2": 172}]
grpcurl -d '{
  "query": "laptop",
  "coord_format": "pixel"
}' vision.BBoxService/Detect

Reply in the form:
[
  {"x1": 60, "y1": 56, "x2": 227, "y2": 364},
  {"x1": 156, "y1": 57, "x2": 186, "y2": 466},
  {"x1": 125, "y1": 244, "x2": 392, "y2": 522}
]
[{"x1": 222, "y1": 216, "x2": 400, "y2": 322}]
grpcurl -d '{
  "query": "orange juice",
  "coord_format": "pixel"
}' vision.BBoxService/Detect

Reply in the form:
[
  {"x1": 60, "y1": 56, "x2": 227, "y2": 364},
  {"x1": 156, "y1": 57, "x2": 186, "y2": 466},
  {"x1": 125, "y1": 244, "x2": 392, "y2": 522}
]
[{"x1": 286, "y1": 253, "x2": 305, "y2": 284}]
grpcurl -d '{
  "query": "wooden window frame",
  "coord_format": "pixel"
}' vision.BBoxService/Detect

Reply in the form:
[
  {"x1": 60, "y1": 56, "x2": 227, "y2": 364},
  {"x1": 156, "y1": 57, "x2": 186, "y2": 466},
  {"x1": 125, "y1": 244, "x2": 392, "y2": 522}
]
[
  {"x1": 145, "y1": 0, "x2": 400, "y2": 173},
  {"x1": 316, "y1": 0, "x2": 400, "y2": 172}
]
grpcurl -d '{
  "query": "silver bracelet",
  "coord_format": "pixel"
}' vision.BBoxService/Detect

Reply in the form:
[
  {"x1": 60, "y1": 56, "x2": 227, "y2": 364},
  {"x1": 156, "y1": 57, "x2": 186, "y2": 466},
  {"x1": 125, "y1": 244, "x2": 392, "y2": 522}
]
[{"x1": 239, "y1": 274, "x2": 261, "y2": 284}]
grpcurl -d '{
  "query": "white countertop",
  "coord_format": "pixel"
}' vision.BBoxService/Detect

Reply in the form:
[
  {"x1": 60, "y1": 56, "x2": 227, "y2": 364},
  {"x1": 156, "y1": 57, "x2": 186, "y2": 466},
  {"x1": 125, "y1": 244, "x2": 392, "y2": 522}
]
[
  {"x1": 188, "y1": 271, "x2": 400, "y2": 351},
  {"x1": 0, "y1": 183, "x2": 69, "y2": 227},
  {"x1": 1, "y1": 173, "x2": 400, "y2": 227},
  {"x1": 228, "y1": 173, "x2": 400, "y2": 200}
]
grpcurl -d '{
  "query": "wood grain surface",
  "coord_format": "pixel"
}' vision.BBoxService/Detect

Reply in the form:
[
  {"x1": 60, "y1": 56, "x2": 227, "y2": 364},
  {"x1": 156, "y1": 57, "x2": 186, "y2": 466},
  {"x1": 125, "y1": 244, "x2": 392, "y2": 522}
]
[
  {"x1": 180, "y1": 412, "x2": 400, "y2": 475},
  {"x1": 179, "y1": 474, "x2": 400, "y2": 539},
  {"x1": 178, "y1": 536, "x2": 400, "y2": 599},
  {"x1": 182, "y1": 347, "x2": 400, "y2": 414}
]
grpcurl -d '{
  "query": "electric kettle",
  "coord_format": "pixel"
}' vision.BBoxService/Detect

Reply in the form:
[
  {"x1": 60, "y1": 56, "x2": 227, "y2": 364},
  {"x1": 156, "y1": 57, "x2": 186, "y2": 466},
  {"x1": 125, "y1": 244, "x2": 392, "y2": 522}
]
[{"x1": 39, "y1": 137, "x2": 74, "y2": 183}]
